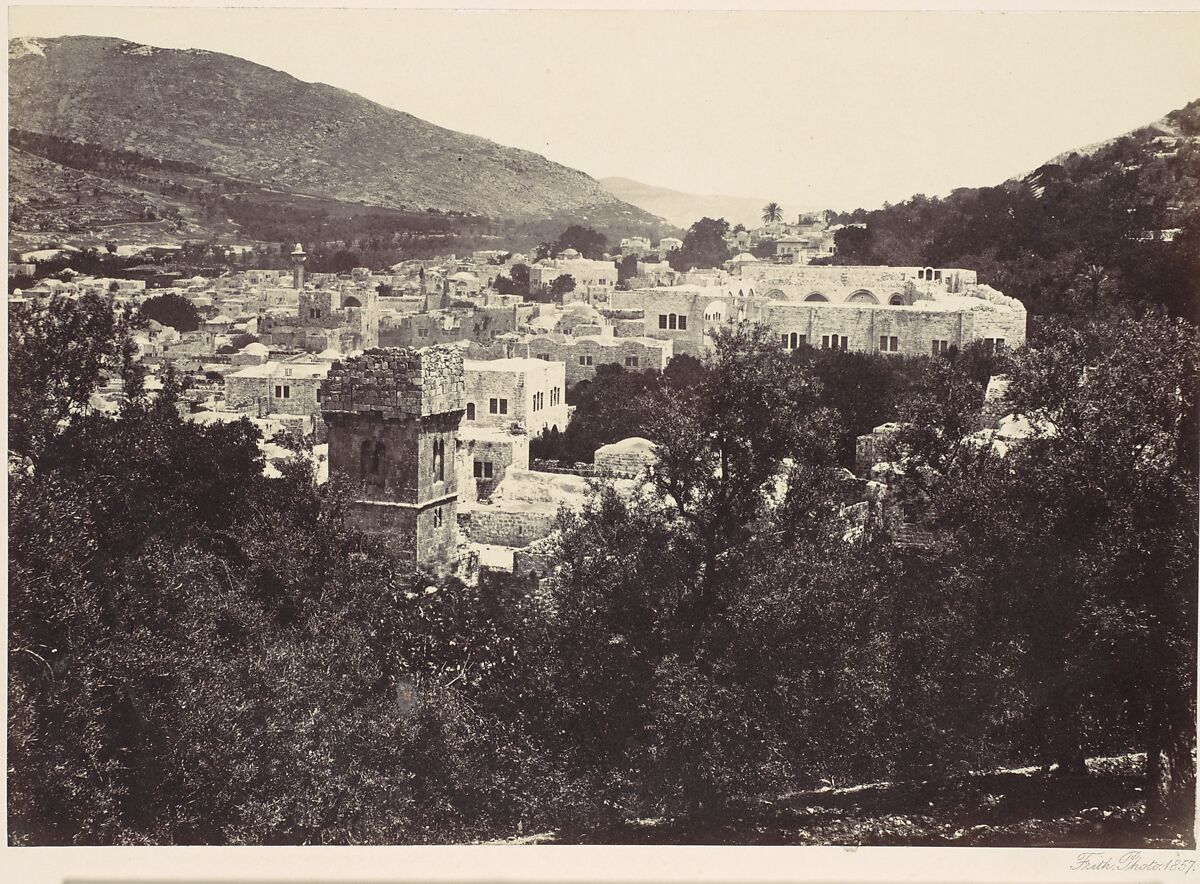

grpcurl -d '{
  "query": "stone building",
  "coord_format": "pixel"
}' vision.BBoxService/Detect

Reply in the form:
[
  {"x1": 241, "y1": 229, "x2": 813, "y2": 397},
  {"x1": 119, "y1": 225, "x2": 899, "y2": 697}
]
[
  {"x1": 594, "y1": 436, "x2": 657, "y2": 477},
  {"x1": 260, "y1": 284, "x2": 380, "y2": 354},
  {"x1": 528, "y1": 251, "x2": 618, "y2": 305},
  {"x1": 463, "y1": 357, "x2": 568, "y2": 437},
  {"x1": 457, "y1": 425, "x2": 530, "y2": 502},
  {"x1": 378, "y1": 304, "x2": 519, "y2": 349},
  {"x1": 224, "y1": 359, "x2": 331, "y2": 436},
  {"x1": 320, "y1": 346, "x2": 465, "y2": 571},
  {"x1": 520, "y1": 332, "x2": 673, "y2": 386},
  {"x1": 612, "y1": 265, "x2": 1026, "y2": 358}
]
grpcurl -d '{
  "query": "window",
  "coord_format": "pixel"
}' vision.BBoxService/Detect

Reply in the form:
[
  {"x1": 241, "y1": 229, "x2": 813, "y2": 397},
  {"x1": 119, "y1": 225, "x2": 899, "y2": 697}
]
[
  {"x1": 917, "y1": 269, "x2": 924, "y2": 280},
  {"x1": 474, "y1": 460, "x2": 494, "y2": 479},
  {"x1": 879, "y1": 336, "x2": 899, "y2": 352},
  {"x1": 678, "y1": 315, "x2": 687, "y2": 330},
  {"x1": 433, "y1": 507, "x2": 443, "y2": 529},
  {"x1": 932, "y1": 339, "x2": 950, "y2": 355},
  {"x1": 821, "y1": 335, "x2": 830, "y2": 349},
  {"x1": 995, "y1": 338, "x2": 1005, "y2": 348},
  {"x1": 316, "y1": 388, "x2": 322, "y2": 402},
  {"x1": 274, "y1": 384, "x2": 291, "y2": 399},
  {"x1": 578, "y1": 355, "x2": 593, "y2": 366},
  {"x1": 625, "y1": 355, "x2": 639, "y2": 367},
  {"x1": 466, "y1": 402, "x2": 475, "y2": 420},
  {"x1": 659, "y1": 314, "x2": 668, "y2": 329},
  {"x1": 538, "y1": 353, "x2": 549, "y2": 360},
  {"x1": 668, "y1": 314, "x2": 677, "y2": 330},
  {"x1": 499, "y1": 398, "x2": 508, "y2": 414},
  {"x1": 781, "y1": 333, "x2": 790, "y2": 348},
  {"x1": 417, "y1": 328, "x2": 428, "y2": 338},
  {"x1": 934, "y1": 270, "x2": 942, "y2": 281},
  {"x1": 433, "y1": 437, "x2": 445, "y2": 482},
  {"x1": 489, "y1": 398, "x2": 498, "y2": 414}
]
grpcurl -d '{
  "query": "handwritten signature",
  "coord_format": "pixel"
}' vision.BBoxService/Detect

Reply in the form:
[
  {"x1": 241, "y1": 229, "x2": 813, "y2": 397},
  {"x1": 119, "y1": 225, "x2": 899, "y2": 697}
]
[{"x1": 1073, "y1": 851, "x2": 1196, "y2": 874}]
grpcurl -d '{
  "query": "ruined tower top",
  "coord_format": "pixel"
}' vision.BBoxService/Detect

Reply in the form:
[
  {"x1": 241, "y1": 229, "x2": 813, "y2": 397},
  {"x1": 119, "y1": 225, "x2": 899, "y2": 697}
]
[{"x1": 320, "y1": 346, "x2": 465, "y2": 419}]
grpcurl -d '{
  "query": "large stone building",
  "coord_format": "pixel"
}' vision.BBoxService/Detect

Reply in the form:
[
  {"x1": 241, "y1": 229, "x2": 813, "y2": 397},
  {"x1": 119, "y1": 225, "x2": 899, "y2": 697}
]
[
  {"x1": 320, "y1": 347, "x2": 465, "y2": 570},
  {"x1": 260, "y1": 285, "x2": 380, "y2": 353},
  {"x1": 224, "y1": 358, "x2": 332, "y2": 436},
  {"x1": 528, "y1": 251, "x2": 618, "y2": 305},
  {"x1": 463, "y1": 357, "x2": 568, "y2": 437},
  {"x1": 612, "y1": 265, "x2": 1025, "y2": 358}
]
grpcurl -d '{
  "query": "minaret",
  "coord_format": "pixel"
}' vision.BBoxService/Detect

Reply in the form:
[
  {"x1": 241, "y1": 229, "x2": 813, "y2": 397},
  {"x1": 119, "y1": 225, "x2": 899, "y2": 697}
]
[
  {"x1": 319, "y1": 346, "x2": 465, "y2": 571},
  {"x1": 290, "y1": 243, "x2": 307, "y2": 290}
]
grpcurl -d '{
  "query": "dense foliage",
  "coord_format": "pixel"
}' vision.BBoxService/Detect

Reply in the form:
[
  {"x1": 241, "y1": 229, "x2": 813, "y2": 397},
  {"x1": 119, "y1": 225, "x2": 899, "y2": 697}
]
[
  {"x1": 669, "y1": 217, "x2": 732, "y2": 271},
  {"x1": 8, "y1": 293, "x2": 1196, "y2": 845},
  {"x1": 139, "y1": 292, "x2": 202, "y2": 332}
]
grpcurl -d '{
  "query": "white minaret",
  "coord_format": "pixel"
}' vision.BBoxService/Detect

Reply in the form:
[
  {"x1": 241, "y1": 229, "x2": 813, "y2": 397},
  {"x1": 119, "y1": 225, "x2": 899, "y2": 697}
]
[{"x1": 290, "y1": 243, "x2": 307, "y2": 290}]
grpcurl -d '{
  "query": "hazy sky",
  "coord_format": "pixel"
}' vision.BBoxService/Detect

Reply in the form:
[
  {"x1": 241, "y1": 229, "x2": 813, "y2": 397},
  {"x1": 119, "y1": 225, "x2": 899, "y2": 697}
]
[{"x1": 10, "y1": 6, "x2": 1200, "y2": 211}]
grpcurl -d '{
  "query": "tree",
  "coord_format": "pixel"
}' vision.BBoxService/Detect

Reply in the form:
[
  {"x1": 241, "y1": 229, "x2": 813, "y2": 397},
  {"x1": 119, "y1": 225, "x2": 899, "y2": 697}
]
[
  {"x1": 495, "y1": 263, "x2": 529, "y2": 296},
  {"x1": 8, "y1": 292, "x2": 142, "y2": 463},
  {"x1": 554, "y1": 225, "x2": 608, "y2": 260},
  {"x1": 549, "y1": 274, "x2": 576, "y2": 300},
  {"x1": 616, "y1": 254, "x2": 639, "y2": 288},
  {"x1": 920, "y1": 314, "x2": 1197, "y2": 825},
  {"x1": 669, "y1": 217, "x2": 731, "y2": 272},
  {"x1": 761, "y1": 202, "x2": 783, "y2": 225},
  {"x1": 139, "y1": 292, "x2": 202, "y2": 332}
]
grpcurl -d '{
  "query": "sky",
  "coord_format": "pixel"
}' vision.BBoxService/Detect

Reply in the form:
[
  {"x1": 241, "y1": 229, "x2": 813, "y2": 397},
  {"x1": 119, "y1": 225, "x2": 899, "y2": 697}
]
[{"x1": 9, "y1": 5, "x2": 1200, "y2": 212}]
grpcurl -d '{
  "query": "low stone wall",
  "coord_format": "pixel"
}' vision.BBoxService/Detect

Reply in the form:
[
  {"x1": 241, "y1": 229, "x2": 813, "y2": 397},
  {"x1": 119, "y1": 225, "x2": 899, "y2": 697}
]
[{"x1": 467, "y1": 507, "x2": 556, "y2": 548}]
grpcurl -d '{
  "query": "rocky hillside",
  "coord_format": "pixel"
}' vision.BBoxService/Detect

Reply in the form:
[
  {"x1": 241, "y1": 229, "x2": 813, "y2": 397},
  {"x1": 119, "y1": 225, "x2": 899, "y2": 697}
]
[{"x1": 8, "y1": 35, "x2": 661, "y2": 226}]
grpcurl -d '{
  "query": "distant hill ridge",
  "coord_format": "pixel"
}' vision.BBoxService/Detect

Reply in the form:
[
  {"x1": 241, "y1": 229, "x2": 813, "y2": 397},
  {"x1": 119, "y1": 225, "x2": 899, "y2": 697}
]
[{"x1": 7, "y1": 35, "x2": 661, "y2": 224}]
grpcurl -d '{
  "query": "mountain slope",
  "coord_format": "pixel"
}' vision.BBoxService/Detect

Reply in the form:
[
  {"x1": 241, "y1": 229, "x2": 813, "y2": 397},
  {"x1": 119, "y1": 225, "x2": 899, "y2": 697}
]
[
  {"x1": 8, "y1": 35, "x2": 659, "y2": 225},
  {"x1": 826, "y1": 98, "x2": 1200, "y2": 320},
  {"x1": 600, "y1": 176, "x2": 778, "y2": 230}
]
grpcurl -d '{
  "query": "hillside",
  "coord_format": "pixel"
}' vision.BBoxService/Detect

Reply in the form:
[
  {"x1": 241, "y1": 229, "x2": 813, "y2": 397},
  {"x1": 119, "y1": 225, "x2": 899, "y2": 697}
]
[
  {"x1": 826, "y1": 99, "x2": 1200, "y2": 321},
  {"x1": 601, "y1": 176, "x2": 778, "y2": 229},
  {"x1": 8, "y1": 35, "x2": 666, "y2": 246}
]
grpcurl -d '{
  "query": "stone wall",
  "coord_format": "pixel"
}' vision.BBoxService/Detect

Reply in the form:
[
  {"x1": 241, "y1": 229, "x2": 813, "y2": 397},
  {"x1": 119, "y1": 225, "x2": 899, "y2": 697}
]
[
  {"x1": 521, "y1": 334, "x2": 673, "y2": 386},
  {"x1": 464, "y1": 358, "x2": 568, "y2": 435},
  {"x1": 321, "y1": 346, "x2": 465, "y2": 569},
  {"x1": 456, "y1": 431, "x2": 529, "y2": 502},
  {"x1": 467, "y1": 507, "x2": 556, "y2": 548}
]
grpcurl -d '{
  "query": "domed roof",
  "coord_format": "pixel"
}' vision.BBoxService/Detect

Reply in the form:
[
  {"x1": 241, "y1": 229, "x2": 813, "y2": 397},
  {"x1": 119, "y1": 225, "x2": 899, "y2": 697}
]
[
  {"x1": 729, "y1": 252, "x2": 760, "y2": 263},
  {"x1": 559, "y1": 248, "x2": 581, "y2": 259},
  {"x1": 241, "y1": 342, "x2": 269, "y2": 356},
  {"x1": 208, "y1": 313, "x2": 231, "y2": 323},
  {"x1": 450, "y1": 271, "x2": 477, "y2": 282}
]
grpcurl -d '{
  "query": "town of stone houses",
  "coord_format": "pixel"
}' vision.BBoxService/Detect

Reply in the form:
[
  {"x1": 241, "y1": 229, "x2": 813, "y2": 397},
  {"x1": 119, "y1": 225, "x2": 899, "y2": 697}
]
[{"x1": 6, "y1": 13, "x2": 1199, "y2": 860}]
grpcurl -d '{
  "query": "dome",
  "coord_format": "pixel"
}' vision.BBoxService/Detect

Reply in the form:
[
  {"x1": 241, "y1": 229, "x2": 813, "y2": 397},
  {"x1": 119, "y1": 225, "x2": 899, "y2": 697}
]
[
  {"x1": 209, "y1": 313, "x2": 231, "y2": 323},
  {"x1": 559, "y1": 248, "x2": 581, "y2": 259},
  {"x1": 730, "y1": 252, "x2": 759, "y2": 263},
  {"x1": 241, "y1": 342, "x2": 269, "y2": 356},
  {"x1": 450, "y1": 271, "x2": 477, "y2": 282}
]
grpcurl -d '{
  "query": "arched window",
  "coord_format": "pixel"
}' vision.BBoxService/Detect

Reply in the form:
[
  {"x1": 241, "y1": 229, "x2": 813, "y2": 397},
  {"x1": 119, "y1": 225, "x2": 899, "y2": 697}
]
[
  {"x1": 889, "y1": 293, "x2": 904, "y2": 306},
  {"x1": 466, "y1": 402, "x2": 475, "y2": 420},
  {"x1": 433, "y1": 437, "x2": 445, "y2": 482},
  {"x1": 360, "y1": 439, "x2": 372, "y2": 478},
  {"x1": 846, "y1": 289, "x2": 879, "y2": 304},
  {"x1": 372, "y1": 442, "x2": 386, "y2": 482},
  {"x1": 804, "y1": 292, "x2": 828, "y2": 302},
  {"x1": 789, "y1": 332, "x2": 800, "y2": 349},
  {"x1": 668, "y1": 314, "x2": 677, "y2": 330},
  {"x1": 343, "y1": 295, "x2": 362, "y2": 308}
]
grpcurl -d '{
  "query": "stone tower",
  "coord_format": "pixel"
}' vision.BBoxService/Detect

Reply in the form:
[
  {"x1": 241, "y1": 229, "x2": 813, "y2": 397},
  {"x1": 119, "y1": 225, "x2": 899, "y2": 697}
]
[
  {"x1": 291, "y1": 243, "x2": 307, "y2": 290},
  {"x1": 320, "y1": 346, "x2": 465, "y2": 570}
]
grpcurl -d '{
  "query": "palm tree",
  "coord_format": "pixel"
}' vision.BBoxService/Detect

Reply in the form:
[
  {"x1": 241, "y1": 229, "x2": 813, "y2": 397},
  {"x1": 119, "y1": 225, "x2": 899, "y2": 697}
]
[{"x1": 761, "y1": 202, "x2": 783, "y2": 225}]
